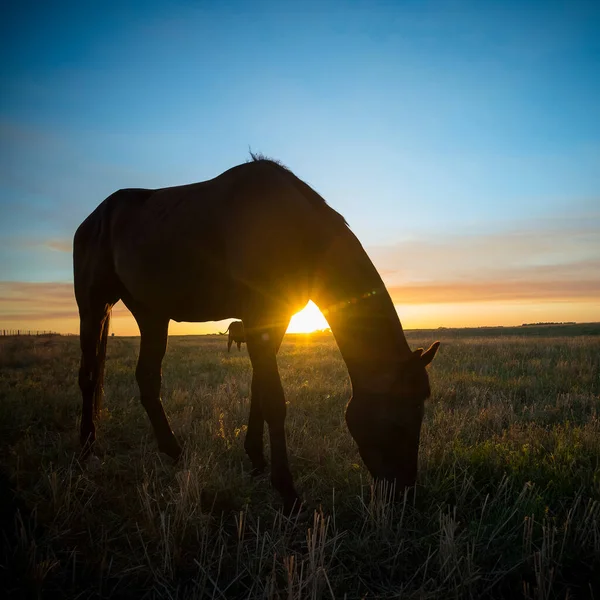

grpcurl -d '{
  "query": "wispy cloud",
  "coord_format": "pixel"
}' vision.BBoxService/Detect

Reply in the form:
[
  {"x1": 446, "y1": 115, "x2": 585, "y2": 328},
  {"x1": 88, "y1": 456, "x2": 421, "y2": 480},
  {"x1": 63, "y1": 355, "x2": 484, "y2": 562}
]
[
  {"x1": 0, "y1": 235, "x2": 73, "y2": 281},
  {"x1": 0, "y1": 282, "x2": 76, "y2": 322},
  {"x1": 0, "y1": 282, "x2": 221, "y2": 335},
  {"x1": 0, "y1": 282, "x2": 131, "y2": 323},
  {"x1": 388, "y1": 275, "x2": 600, "y2": 305},
  {"x1": 0, "y1": 236, "x2": 72, "y2": 252},
  {"x1": 368, "y1": 216, "x2": 600, "y2": 285},
  {"x1": 46, "y1": 239, "x2": 72, "y2": 253}
]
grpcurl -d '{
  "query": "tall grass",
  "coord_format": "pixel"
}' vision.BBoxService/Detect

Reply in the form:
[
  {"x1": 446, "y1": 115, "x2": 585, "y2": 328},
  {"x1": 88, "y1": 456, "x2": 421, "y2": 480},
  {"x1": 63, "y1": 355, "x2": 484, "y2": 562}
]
[{"x1": 0, "y1": 331, "x2": 599, "y2": 598}]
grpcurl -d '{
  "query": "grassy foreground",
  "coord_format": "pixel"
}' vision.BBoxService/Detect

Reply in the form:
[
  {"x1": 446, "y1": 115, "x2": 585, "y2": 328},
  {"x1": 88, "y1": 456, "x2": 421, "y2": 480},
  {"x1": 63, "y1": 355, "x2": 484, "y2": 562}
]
[{"x1": 0, "y1": 328, "x2": 599, "y2": 599}]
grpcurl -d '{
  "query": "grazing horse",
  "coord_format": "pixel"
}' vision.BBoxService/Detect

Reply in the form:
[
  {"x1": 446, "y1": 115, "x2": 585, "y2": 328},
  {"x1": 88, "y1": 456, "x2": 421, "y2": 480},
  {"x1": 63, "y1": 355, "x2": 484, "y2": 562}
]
[
  {"x1": 220, "y1": 320, "x2": 246, "y2": 352},
  {"x1": 73, "y1": 156, "x2": 439, "y2": 513}
]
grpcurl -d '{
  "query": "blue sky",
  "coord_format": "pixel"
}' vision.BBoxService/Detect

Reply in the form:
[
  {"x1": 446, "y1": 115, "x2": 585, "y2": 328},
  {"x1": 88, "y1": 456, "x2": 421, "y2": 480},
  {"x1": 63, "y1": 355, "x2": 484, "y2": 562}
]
[{"x1": 1, "y1": 0, "x2": 598, "y2": 333}]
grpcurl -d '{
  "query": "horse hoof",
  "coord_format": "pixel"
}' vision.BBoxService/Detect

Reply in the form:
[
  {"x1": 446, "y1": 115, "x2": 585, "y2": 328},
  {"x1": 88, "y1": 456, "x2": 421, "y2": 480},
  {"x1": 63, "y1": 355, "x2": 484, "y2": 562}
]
[
  {"x1": 170, "y1": 446, "x2": 183, "y2": 463},
  {"x1": 159, "y1": 441, "x2": 183, "y2": 462},
  {"x1": 250, "y1": 459, "x2": 267, "y2": 476},
  {"x1": 282, "y1": 497, "x2": 304, "y2": 518},
  {"x1": 86, "y1": 454, "x2": 102, "y2": 472}
]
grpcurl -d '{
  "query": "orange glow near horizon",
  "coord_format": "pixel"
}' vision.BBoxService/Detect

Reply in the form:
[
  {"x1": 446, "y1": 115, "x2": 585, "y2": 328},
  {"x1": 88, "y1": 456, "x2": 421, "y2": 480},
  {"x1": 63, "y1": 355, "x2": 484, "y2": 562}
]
[
  {"x1": 394, "y1": 300, "x2": 600, "y2": 329},
  {"x1": 1, "y1": 282, "x2": 598, "y2": 336},
  {"x1": 286, "y1": 301, "x2": 330, "y2": 333}
]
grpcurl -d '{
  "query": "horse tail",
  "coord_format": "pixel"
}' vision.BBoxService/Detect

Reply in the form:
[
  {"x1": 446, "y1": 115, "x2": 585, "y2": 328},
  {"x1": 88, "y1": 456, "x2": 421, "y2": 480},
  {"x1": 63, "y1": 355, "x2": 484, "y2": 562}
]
[
  {"x1": 219, "y1": 323, "x2": 231, "y2": 335},
  {"x1": 94, "y1": 310, "x2": 111, "y2": 415}
]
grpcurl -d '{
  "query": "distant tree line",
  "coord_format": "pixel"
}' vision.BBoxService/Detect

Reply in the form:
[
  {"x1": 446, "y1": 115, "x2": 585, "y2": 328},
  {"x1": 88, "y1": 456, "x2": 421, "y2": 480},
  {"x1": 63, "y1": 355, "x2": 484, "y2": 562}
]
[{"x1": 520, "y1": 322, "x2": 576, "y2": 326}]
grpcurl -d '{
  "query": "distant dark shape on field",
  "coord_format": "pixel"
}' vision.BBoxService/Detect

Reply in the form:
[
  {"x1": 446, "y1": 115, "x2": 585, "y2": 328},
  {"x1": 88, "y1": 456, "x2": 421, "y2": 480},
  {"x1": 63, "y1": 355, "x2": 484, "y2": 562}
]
[
  {"x1": 73, "y1": 154, "x2": 439, "y2": 513},
  {"x1": 220, "y1": 320, "x2": 245, "y2": 352}
]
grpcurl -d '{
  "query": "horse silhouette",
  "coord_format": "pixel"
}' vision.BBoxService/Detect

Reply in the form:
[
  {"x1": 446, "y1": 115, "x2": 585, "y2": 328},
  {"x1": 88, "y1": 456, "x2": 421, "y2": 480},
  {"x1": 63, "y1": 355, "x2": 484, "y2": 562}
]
[
  {"x1": 220, "y1": 320, "x2": 245, "y2": 352},
  {"x1": 73, "y1": 156, "x2": 439, "y2": 513}
]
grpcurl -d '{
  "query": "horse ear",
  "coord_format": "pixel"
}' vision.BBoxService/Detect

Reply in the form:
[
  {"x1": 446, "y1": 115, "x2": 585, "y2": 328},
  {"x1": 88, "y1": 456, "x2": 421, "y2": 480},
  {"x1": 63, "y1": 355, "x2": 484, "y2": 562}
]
[
  {"x1": 421, "y1": 341, "x2": 440, "y2": 367},
  {"x1": 412, "y1": 348, "x2": 424, "y2": 358}
]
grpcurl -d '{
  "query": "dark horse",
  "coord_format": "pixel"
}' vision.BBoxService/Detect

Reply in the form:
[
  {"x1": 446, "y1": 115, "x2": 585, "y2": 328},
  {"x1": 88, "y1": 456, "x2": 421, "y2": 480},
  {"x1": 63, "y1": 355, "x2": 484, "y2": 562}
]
[
  {"x1": 220, "y1": 320, "x2": 245, "y2": 352},
  {"x1": 73, "y1": 157, "x2": 439, "y2": 513}
]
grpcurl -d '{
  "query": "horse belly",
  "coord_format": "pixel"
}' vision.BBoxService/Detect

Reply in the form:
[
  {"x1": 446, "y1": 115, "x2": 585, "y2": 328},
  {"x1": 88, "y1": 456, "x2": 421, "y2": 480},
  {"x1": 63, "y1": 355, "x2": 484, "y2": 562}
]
[
  {"x1": 167, "y1": 290, "x2": 239, "y2": 323},
  {"x1": 115, "y1": 254, "x2": 240, "y2": 322},
  {"x1": 162, "y1": 270, "x2": 242, "y2": 322}
]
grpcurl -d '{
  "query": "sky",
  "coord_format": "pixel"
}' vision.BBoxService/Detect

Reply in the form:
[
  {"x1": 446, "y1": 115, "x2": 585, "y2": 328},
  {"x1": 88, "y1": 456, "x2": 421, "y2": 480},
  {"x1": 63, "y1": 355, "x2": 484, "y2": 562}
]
[{"x1": 0, "y1": 0, "x2": 598, "y2": 335}]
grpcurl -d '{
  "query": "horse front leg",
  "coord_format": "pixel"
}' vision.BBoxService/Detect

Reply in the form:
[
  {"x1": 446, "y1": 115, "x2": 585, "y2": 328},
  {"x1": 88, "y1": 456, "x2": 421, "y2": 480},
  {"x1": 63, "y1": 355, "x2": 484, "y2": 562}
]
[
  {"x1": 133, "y1": 312, "x2": 182, "y2": 461},
  {"x1": 244, "y1": 323, "x2": 288, "y2": 475},
  {"x1": 246, "y1": 322, "x2": 299, "y2": 513}
]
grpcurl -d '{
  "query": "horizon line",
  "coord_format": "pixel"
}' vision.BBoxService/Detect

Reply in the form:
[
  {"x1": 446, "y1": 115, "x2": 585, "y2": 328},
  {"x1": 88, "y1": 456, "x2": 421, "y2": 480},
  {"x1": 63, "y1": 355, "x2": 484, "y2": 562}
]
[{"x1": 3, "y1": 321, "x2": 599, "y2": 338}]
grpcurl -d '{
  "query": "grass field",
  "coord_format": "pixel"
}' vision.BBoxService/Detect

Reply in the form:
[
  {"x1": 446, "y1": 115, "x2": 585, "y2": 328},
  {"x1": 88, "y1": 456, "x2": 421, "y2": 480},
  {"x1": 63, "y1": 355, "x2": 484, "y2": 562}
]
[{"x1": 1, "y1": 326, "x2": 599, "y2": 599}]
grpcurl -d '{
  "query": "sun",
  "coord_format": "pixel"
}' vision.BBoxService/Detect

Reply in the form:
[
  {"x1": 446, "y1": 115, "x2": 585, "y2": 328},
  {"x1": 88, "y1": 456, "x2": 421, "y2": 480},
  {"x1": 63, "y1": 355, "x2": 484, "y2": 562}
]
[{"x1": 287, "y1": 301, "x2": 330, "y2": 333}]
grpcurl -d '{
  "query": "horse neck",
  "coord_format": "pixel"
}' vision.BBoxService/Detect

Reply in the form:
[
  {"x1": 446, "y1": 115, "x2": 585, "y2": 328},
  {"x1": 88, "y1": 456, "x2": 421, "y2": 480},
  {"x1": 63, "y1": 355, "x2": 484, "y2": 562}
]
[{"x1": 313, "y1": 229, "x2": 413, "y2": 392}]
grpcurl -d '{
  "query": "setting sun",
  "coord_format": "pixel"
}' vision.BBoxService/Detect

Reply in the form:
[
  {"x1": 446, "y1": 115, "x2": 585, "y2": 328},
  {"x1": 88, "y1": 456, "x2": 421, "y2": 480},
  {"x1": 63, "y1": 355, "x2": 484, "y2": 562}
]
[{"x1": 287, "y1": 301, "x2": 330, "y2": 334}]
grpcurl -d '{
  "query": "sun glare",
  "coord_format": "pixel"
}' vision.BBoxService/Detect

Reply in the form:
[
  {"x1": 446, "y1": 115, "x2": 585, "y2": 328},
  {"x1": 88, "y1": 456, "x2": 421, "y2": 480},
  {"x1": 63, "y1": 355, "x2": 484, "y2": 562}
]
[{"x1": 287, "y1": 301, "x2": 330, "y2": 334}]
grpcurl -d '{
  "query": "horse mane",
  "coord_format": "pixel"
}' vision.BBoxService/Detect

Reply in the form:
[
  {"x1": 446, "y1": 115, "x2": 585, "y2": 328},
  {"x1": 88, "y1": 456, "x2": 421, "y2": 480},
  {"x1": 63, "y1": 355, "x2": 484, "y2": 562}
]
[
  {"x1": 248, "y1": 151, "x2": 290, "y2": 170},
  {"x1": 248, "y1": 151, "x2": 348, "y2": 227}
]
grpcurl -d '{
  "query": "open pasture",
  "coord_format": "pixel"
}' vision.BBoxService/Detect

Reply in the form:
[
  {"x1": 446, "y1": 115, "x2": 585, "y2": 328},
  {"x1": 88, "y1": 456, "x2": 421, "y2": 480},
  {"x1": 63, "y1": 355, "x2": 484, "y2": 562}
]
[{"x1": 1, "y1": 327, "x2": 599, "y2": 598}]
